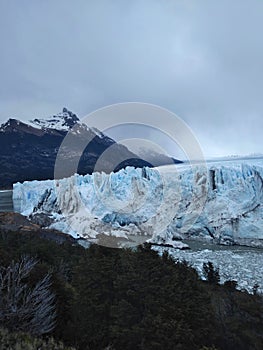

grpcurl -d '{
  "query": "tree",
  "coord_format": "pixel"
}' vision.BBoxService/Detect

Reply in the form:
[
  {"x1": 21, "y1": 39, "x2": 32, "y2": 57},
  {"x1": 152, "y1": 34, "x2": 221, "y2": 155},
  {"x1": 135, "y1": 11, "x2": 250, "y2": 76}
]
[
  {"x1": 0, "y1": 256, "x2": 56, "y2": 335},
  {"x1": 203, "y1": 262, "x2": 220, "y2": 285},
  {"x1": 0, "y1": 327, "x2": 76, "y2": 349},
  {"x1": 223, "y1": 280, "x2": 238, "y2": 291},
  {"x1": 252, "y1": 283, "x2": 260, "y2": 295}
]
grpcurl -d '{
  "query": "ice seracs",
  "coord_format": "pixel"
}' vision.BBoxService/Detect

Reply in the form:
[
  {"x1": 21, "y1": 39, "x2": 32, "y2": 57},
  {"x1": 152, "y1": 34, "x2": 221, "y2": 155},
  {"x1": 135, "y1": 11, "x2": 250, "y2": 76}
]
[{"x1": 13, "y1": 159, "x2": 263, "y2": 248}]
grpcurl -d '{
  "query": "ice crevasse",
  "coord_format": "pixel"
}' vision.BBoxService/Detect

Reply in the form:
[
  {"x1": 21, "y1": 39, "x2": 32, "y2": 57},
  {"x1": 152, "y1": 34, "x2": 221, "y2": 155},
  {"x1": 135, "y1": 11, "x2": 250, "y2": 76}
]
[{"x1": 13, "y1": 163, "x2": 263, "y2": 247}]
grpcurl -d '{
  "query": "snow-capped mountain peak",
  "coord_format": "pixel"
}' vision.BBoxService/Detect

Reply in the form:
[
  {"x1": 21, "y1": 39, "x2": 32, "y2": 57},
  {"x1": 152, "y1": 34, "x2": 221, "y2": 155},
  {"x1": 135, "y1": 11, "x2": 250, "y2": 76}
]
[
  {"x1": 0, "y1": 118, "x2": 21, "y2": 131},
  {"x1": 0, "y1": 118, "x2": 44, "y2": 135},
  {"x1": 29, "y1": 107, "x2": 80, "y2": 131}
]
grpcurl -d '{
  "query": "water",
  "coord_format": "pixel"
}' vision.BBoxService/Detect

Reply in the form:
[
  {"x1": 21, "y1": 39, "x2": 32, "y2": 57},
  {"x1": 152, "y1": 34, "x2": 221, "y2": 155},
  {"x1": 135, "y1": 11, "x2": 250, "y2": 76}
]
[
  {"x1": 153, "y1": 241, "x2": 263, "y2": 293},
  {"x1": 0, "y1": 190, "x2": 13, "y2": 212}
]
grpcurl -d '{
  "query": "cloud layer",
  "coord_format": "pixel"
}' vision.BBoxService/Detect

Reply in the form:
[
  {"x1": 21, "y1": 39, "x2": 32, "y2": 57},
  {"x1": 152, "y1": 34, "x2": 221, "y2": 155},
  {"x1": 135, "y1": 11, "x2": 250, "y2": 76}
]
[{"x1": 0, "y1": 0, "x2": 262, "y2": 157}]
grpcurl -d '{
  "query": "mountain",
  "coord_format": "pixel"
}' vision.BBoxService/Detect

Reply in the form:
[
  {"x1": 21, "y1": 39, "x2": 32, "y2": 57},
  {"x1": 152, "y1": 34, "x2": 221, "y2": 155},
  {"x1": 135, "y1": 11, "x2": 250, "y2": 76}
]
[
  {"x1": 0, "y1": 108, "x2": 180, "y2": 189},
  {"x1": 28, "y1": 107, "x2": 80, "y2": 130},
  {"x1": 135, "y1": 147, "x2": 182, "y2": 167}
]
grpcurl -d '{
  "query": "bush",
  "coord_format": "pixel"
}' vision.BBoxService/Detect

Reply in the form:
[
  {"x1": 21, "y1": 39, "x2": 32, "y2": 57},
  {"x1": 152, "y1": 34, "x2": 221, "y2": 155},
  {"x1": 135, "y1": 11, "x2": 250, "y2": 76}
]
[
  {"x1": 0, "y1": 328, "x2": 75, "y2": 349},
  {"x1": 0, "y1": 256, "x2": 56, "y2": 335}
]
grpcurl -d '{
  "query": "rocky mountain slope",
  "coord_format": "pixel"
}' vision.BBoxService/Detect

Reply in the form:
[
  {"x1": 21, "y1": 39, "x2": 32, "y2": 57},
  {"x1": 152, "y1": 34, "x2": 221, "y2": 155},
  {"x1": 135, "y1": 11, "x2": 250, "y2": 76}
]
[{"x1": 0, "y1": 108, "x2": 181, "y2": 189}]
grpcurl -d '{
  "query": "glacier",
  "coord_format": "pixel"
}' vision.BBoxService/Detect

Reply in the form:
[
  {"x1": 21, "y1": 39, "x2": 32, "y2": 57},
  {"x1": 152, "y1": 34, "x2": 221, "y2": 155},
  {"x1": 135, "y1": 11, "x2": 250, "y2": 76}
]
[{"x1": 13, "y1": 160, "x2": 263, "y2": 248}]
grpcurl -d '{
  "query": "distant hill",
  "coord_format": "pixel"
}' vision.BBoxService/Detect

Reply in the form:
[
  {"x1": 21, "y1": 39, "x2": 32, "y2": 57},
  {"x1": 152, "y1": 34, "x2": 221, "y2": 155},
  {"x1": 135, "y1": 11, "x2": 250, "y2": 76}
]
[{"x1": 0, "y1": 108, "x2": 181, "y2": 189}]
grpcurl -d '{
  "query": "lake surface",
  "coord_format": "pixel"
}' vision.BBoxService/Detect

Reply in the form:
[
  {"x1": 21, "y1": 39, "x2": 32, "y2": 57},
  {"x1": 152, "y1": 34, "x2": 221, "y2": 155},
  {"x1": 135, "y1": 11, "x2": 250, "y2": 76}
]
[
  {"x1": 0, "y1": 190, "x2": 13, "y2": 212},
  {"x1": 154, "y1": 240, "x2": 263, "y2": 294}
]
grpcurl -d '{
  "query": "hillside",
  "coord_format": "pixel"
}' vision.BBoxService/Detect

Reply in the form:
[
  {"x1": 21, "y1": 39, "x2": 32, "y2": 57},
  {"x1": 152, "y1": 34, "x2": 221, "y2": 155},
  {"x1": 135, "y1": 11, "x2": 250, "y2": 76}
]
[
  {"x1": 0, "y1": 108, "x2": 181, "y2": 189},
  {"x1": 0, "y1": 229, "x2": 262, "y2": 350}
]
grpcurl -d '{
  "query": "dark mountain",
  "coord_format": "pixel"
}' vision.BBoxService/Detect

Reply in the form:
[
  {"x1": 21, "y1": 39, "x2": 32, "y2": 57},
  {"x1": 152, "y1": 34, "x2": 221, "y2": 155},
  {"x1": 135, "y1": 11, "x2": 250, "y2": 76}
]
[
  {"x1": 0, "y1": 108, "x2": 181, "y2": 189},
  {"x1": 135, "y1": 147, "x2": 183, "y2": 167}
]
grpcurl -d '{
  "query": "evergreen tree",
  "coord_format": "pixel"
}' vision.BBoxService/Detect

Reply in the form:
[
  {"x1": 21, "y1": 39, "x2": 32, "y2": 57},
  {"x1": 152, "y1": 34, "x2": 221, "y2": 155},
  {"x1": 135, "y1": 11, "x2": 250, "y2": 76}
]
[{"x1": 203, "y1": 261, "x2": 220, "y2": 285}]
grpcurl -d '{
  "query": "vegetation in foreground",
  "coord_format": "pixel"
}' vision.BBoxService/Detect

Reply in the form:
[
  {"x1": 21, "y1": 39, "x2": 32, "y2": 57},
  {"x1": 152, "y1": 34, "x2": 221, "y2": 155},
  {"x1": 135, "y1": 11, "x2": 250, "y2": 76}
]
[{"x1": 0, "y1": 230, "x2": 262, "y2": 350}]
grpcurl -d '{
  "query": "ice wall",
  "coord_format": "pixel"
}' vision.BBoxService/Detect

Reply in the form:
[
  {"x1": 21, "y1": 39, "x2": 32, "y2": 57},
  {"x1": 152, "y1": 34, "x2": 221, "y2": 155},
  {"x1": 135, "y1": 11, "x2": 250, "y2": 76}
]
[{"x1": 13, "y1": 163, "x2": 263, "y2": 247}]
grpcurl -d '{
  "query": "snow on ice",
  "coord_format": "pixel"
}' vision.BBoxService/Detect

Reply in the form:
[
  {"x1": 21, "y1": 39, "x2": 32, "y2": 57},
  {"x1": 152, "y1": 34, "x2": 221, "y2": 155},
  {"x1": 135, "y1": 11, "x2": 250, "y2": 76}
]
[{"x1": 13, "y1": 160, "x2": 263, "y2": 248}]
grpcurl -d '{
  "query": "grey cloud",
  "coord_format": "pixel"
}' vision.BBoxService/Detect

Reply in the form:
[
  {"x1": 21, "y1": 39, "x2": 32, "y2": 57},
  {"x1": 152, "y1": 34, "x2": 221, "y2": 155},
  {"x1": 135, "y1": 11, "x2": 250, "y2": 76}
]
[{"x1": 0, "y1": 0, "x2": 262, "y2": 157}]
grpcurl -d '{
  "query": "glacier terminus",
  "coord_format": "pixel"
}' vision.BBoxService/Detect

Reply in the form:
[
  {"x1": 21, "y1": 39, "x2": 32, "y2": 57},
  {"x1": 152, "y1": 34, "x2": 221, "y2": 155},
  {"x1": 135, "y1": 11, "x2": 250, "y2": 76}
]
[{"x1": 13, "y1": 158, "x2": 263, "y2": 249}]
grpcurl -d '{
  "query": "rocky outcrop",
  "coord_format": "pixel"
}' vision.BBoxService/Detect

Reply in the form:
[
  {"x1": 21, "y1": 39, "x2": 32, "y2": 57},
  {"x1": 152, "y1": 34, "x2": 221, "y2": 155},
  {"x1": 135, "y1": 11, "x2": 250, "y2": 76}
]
[{"x1": 0, "y1": 212, "x2": 76, "y2": 244}]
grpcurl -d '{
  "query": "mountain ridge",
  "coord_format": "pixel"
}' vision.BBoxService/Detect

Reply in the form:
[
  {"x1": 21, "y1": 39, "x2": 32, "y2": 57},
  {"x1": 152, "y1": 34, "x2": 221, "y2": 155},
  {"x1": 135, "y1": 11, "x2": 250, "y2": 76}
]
[{"x1": 0, "y1": 108, "x2": 181, "y2": 189}]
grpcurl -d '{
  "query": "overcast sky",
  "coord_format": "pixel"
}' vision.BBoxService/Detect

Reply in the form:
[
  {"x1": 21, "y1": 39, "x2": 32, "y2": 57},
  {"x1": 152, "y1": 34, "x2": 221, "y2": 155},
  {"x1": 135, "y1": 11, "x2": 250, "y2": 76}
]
[{"x1": 0, "y1": 0, "x2": 263, "y2": 157}]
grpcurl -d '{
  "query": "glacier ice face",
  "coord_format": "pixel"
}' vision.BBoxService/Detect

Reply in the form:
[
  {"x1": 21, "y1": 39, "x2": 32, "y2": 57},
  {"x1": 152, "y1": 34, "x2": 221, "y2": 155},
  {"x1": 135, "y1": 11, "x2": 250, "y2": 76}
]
[{"x1": 13, "y1": 161, "x2": 263, "y2": 248}]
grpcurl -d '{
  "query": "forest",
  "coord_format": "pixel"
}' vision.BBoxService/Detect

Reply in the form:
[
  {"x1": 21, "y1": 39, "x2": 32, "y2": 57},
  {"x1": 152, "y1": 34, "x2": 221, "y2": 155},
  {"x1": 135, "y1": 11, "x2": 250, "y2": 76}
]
[{"x1": 0, "y1": 230, "x2": 262, "y2": 350}]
